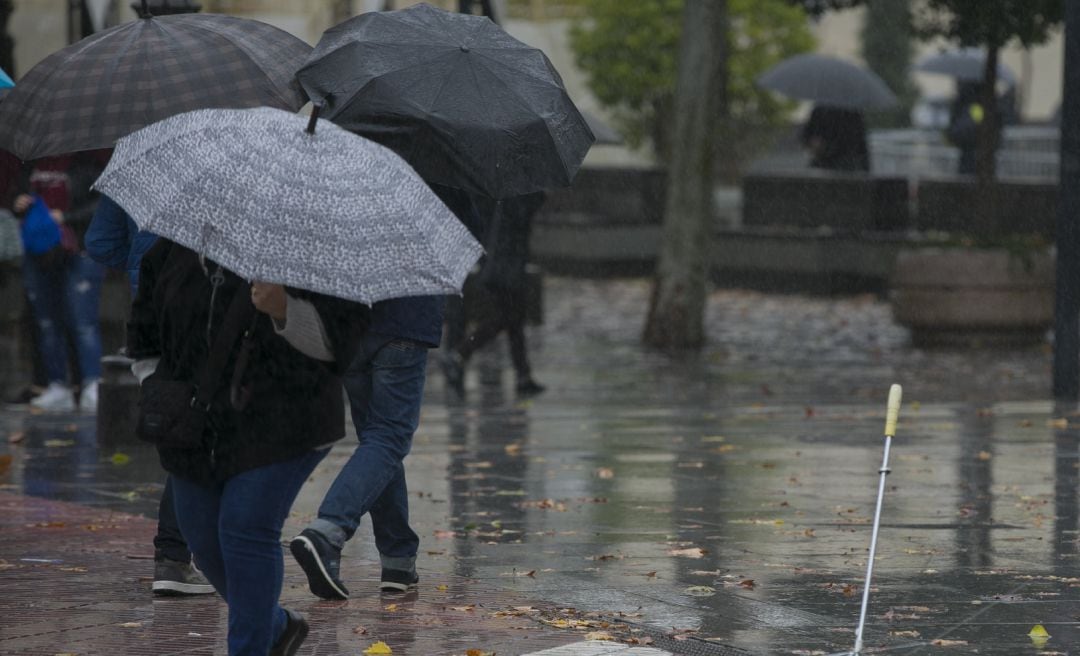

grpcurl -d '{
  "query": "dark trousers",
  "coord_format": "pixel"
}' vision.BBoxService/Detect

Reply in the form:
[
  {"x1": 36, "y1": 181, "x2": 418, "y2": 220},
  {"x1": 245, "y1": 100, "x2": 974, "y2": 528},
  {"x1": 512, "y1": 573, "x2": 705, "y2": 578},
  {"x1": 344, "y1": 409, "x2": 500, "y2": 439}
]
[{"x1": 153, "y1": 475, "x2": 191, "y2": 563}]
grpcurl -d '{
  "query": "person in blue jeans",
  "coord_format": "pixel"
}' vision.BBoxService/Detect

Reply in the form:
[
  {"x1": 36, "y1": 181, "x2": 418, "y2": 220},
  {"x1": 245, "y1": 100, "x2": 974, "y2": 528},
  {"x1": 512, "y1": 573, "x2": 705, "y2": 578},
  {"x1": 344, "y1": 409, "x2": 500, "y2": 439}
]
[
  {"x1": 85, "y1": 194, "x2": 214, "y2": 597},
  {"x1": 290, "y1": 186, "x2": 478, "y2": 597},
  {"x1": 129, "y1": 241, "x2": 370, "y2": 654}
]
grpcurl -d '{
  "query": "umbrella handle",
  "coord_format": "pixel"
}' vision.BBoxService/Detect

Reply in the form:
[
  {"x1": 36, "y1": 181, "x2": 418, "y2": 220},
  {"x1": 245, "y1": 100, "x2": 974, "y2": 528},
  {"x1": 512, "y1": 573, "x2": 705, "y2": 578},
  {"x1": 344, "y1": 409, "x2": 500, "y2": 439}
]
[{"x1": 306, "y1": 103, "x2": 322, "y2": 135}]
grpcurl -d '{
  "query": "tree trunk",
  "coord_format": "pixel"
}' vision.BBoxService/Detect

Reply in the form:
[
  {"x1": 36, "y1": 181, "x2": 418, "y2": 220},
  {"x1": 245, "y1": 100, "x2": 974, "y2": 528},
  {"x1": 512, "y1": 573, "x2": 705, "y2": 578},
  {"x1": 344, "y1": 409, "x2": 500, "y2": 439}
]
[
  {"x1": 642, "y1": 0, "x2": 727, "y2": 350},
  {"x1": 975, "y1": 43, "x2": 1000, "y2": 184}
]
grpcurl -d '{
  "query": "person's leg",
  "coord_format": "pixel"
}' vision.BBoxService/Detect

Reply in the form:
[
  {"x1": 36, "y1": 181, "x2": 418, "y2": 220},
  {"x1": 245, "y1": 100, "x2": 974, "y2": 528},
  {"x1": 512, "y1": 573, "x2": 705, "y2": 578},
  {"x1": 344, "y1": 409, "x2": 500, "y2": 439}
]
[
  {"x1": 21, "y1": 256, "x2": 75, "y2": 410},
  {"x1": 295, "y1": 340, "x2": 427, "y2": 597},
  {"x1": 60, "y1": 253, "x2": 103, "y2": 411},
  {"x1": 175, "y1": 449, "x2": 326, "y2": 655},
  {"x1": 152, "y1": 475, "x2": 214, "y2": 596},
  {"x1": 218, "y1": 449, "x2": 327, "y2": 655}
]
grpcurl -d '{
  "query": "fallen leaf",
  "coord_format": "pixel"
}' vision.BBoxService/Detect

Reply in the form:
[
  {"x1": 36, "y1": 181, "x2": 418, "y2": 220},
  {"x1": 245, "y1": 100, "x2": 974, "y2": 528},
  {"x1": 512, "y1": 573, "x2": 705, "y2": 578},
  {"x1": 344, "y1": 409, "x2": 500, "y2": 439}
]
[
  {"x1": 43, "y1": 439, "x2": 75, "y2": 448},
  {"x1": 976, "y1": 451, "x2": 992, "y2": 461},
  {"x1": 930, "y1": 639, "x2": 968, "y2": 646},
  {"x1": 739, "y1": 579, "x2": 756, "y2": 590},
  {"x1": 585, "y1": 631, "x2": 616, "y2": 641},
  {"x1": 667, "y1": 547, "x2": 707, "y2": 558},
  {"x1": 466, "y1": 650, "x2": 496, "y2": 656},
  {"x1": 118, "y1": 622, "x2": 142, "y2": 628},
  {"x1": 110, "y1": 453, "x2": 131, "y2": 466},
  {"x1": 383, "y1": 603, "x2": 398, "y2": 612},
  {"x1": 595, "y1": 467, "x2": 615, "y2": 479},
  {"x1": 363, "y1": 641, "x2": 393, "y2": 654},
  {"x1": 683, "y1": 585, "x2": 716, "y2": 596},
  {"x1": 353, "y1": 625, "x2": 369, "y2": 635},
  {"x1": 7, "y1": 431, "x2": 25, "y2": 444},
  {"x1": 449, "y1": 605, "x2": 476, "y2": 612}
]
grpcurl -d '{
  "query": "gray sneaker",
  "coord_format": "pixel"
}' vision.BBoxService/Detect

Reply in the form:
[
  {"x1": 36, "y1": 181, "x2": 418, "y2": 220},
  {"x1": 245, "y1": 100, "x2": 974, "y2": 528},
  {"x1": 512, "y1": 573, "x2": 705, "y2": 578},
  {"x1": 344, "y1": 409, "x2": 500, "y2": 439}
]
[{"x1": 152, "y1": 559, "x2": 216, "y2": 596}]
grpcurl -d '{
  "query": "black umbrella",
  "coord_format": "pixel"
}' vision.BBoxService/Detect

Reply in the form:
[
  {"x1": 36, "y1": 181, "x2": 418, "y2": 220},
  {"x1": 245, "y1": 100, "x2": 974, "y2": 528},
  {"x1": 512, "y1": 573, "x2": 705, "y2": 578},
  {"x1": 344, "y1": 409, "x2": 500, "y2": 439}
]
[
  {"x1": 0, "y1": 10, "x2": 310, "y2": 160},
  {"x1": 757, "y1": 53, "x2": 898, "y2": 110},
  {"x1": 296, "y1": 2, "x2": 594, "y2": 199}
]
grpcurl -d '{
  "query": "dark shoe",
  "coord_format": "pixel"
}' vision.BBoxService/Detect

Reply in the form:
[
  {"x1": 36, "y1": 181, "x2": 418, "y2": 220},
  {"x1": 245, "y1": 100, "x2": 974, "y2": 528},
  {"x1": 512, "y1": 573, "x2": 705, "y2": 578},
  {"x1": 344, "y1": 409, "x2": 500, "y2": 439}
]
[
  {"x1": 516, "y1": 378, "x2": 546, "y2": 396},
  {"x1": 5, "y1": 384, "x2": 43, "y2": 406},
  {"x1": 440, "y1": 351, "x2": 465, "y2": 395},
  {"x1": 380, "y1": 568, "x2": 419, "y2": 593},
  {"x1": 290, "y1": 529, "x2": 349, "y2": 600},
  {"x1": 270, "y1": 608, "x2": 309, "y2": 656},
  {"x1": 152, "y1": 559, "x2": 216, "y2": 596}
]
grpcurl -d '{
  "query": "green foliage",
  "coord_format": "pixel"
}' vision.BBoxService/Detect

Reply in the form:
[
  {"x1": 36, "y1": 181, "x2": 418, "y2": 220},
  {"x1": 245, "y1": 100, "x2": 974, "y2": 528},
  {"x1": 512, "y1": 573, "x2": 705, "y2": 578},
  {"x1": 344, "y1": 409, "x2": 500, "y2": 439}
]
[
  {"x1": 915, "y1": 0, "x2": 1063, "y2": 49},
  {"x1": 569, "y1": 0, "x2": 814, "y2": 164}
]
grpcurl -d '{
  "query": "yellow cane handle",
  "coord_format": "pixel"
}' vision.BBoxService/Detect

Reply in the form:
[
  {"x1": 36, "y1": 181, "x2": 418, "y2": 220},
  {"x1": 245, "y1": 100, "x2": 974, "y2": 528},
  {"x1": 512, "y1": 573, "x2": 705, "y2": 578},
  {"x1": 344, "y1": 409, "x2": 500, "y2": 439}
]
[{"x1": 884, "y1": 384, "x2": 902, "y2": 437}]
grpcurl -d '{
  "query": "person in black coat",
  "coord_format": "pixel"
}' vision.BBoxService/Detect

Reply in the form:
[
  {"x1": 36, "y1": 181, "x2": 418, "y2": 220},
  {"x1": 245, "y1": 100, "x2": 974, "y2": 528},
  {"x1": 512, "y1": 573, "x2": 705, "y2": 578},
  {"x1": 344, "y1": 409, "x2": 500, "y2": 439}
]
[
  {"x1": 442, "y1": 191, "x2": 545, "y2": 396},
  {"x1": 800, "y1": 105, "x2": 870, "y2": 172},
  {"x1": 127, "y1": 239, "x2": 370, "y2": 655}
]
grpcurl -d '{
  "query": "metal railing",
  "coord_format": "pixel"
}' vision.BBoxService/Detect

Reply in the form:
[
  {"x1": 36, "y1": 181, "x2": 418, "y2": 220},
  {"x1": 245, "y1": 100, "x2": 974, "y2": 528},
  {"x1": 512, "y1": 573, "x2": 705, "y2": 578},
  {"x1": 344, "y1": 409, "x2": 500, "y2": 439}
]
[{"x1": 870, "y1": 126, "x2": 1060, "y2": 181}]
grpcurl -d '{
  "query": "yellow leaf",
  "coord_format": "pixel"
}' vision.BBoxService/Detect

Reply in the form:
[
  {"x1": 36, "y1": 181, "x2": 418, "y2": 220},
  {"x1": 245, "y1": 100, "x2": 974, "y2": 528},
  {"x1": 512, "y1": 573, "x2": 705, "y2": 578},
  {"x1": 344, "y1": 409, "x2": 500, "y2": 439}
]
[
  {"x1": 683, "y1": 585, "x2": 715, "y2": 596},
  {"x1": 363, "y1": 641, "x2": 393, "y2": 654},
  {"x1": 436, "y1": 584, "x2": 448, "y2": 591},
  {"x1": 384, "y1": 603, "x2": 398, "y2": 612},
  {"x1": 110, "y1": 453, "x2": 131, "y2": 465},
  {"x1": 1029, "y1": 624, "x2": 1050, "y2": 647},
  {"x1": 466, "y1": 650, "x2": 496, "y2": 656},
  {"x1": 118, "y1": 622, "x2": 142, "y2": 628},
  {"x1": 585, "y1": 631, "x2": 616, "y2": 641},
  {"x1": 43, "y1": 439, "x2": 75, "y2": 448}
]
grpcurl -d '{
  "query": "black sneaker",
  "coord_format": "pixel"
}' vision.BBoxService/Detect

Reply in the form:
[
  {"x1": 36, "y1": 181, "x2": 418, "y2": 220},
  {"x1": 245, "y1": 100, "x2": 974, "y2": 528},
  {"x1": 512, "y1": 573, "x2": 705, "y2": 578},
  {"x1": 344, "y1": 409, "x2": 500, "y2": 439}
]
[
  {"x1": 269, "y1": 608, "x2": 308, "y2": 656},
  {"x1": 516, "y1": 378, "x2": 546, "y2": 397},
  {"x1": 380, "y1": 568, "x2": 419, "y2": 593},
  {"x1": 152, "y1": 558, "x2": 216, "y2": 596},
  {"x1": 289, "y1": 529, "x2": 349, "y2": 600}
]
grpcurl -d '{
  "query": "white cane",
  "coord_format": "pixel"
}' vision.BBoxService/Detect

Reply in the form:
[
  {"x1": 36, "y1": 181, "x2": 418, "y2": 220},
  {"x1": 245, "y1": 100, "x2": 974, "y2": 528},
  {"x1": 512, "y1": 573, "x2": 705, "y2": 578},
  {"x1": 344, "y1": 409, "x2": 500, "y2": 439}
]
[{"x1": 852, "y1": 384, "x2": 903, "y2": 654}]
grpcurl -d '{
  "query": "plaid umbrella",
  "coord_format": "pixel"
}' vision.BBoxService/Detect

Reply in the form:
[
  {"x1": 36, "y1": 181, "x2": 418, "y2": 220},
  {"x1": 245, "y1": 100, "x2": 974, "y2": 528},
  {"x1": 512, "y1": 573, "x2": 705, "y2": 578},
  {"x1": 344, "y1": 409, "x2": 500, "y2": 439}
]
[
  {"x1": 93, "y1": 107, "x2": 484, "y2": 304},
  {"x1": 296, "y1": 2, "x2": 594, "y2": 200},
  {"x1": 0, "y1": 13, "x2": 310, "y2": 161}
]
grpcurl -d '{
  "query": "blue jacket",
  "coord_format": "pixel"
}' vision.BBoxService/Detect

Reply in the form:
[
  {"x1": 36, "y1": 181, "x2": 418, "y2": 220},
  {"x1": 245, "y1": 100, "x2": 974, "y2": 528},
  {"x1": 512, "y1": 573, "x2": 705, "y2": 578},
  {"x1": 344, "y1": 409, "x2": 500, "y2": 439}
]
[{"x1": 85, "y1": 194, "x2": 158, "y2": 295}]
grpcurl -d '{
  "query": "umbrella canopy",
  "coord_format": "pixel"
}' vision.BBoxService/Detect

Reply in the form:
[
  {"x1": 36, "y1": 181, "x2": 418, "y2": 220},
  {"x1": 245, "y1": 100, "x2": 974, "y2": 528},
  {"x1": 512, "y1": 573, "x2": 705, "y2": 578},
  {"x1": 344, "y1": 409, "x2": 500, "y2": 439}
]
[
  {"x1": 757, "y1": 53, "x2": 898, "y2": 111},
  {"x1": 0, "y1": 68, "x2": 12, "y2": 90},
  {"x1": 915, "y1": 48, "x2": 1016, "y2": 85},
  {"x1": 93, "y1": 107, "x2": 484, "y2": 304},
  {"x1": 0, "y1": 13, "x2": 310, "y2": 161},
  {"x1": 296, "y1": 2, "x2": 594, "y2": 200}
]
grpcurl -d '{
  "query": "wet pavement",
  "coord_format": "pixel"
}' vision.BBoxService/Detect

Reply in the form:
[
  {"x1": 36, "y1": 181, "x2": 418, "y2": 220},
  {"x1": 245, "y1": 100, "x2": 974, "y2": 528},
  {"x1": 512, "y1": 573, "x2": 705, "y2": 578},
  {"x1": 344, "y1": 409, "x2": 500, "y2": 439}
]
[{"x1": 2, "y1": 277, "x2": 1078, "y2": 655}]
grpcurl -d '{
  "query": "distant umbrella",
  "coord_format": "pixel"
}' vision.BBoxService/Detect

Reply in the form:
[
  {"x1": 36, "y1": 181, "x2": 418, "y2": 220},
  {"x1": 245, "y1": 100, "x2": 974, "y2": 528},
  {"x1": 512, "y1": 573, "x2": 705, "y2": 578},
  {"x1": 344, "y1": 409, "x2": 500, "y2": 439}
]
[
  {"x1": 94, "y1": 107, "x2": 484, "y2": 304},
  {"x1": 757, "y1": 53, "x2": 898, "y2": 111},
  {"x1": 0, "y1": 13, "x2": 310, "y2": 161},
  {"x1": 0, "y1": 67, "x2": 12, "y2": 90},
  {"x1": 915, "y1": 48, "x2": 1016, "y2": 85}
]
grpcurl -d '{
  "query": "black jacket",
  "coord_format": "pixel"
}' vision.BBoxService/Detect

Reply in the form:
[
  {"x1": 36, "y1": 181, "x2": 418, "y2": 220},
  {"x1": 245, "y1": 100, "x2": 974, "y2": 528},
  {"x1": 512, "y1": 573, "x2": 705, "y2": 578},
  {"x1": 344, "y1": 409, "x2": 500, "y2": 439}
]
[{"x1": 128, "y1": 240, "x2": 370, "y2": 484}]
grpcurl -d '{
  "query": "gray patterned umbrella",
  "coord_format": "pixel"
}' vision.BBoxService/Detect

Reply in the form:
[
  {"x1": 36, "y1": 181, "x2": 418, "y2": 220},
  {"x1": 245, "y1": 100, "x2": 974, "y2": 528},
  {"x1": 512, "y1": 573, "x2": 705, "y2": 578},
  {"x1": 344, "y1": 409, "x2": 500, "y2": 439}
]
[
  {"x1": 93, "y1": 107, "x2": 484, "y2": 304},
  {"x1": 0, "y1": 13, "x2": 310, "y2": 161}
]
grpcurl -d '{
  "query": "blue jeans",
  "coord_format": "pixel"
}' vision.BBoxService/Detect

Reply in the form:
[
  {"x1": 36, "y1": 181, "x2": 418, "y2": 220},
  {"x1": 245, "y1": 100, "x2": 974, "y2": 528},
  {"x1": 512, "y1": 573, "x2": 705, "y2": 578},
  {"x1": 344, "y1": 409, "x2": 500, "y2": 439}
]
[
  {"x1": 171, "y1": 449, "x2": 327, "y2": 655},
  {"x1": 22, "y1": 252, "x2": 103, "y2": 383},
  {"x1": 310, "y1": 338, "x2": 428, "y2": 571}
]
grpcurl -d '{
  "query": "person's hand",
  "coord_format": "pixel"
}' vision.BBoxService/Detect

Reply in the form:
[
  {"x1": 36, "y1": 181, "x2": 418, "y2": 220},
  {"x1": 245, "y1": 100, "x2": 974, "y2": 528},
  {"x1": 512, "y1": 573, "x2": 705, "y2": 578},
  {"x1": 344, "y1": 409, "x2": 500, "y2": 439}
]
[
  {"x1": 49, "y1": 209, "x2": 64, "y2": 224},
  {"x1": 12, "y1": 194, "x2": 31, "y2": 214},
  {"x1": 251, "y1": 281, "x2": 287, "y2": 321}
]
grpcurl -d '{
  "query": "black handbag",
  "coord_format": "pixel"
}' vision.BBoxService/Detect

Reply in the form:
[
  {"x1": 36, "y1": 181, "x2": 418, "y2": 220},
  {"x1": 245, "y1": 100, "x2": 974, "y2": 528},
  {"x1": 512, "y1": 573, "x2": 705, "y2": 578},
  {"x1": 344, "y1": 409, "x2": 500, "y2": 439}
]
[{"x1": 135, "y1": 285, "x2": 257, "y2": 449}]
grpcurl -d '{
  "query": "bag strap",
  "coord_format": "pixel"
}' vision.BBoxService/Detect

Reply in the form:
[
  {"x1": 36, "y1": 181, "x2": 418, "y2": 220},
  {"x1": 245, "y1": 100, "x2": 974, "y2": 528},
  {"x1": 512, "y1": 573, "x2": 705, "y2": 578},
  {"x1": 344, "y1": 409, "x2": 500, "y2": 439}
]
[{"x1": 191, "y1": 283, "x2": 257, "y2": 411}]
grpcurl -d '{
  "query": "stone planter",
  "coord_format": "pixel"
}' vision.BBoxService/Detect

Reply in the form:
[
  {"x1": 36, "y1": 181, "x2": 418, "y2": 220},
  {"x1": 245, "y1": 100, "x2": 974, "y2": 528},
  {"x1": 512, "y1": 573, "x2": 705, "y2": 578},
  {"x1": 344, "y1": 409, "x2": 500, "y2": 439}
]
[{"x1": 890, "y1": 247, "x2": 1055, "y2": 347}]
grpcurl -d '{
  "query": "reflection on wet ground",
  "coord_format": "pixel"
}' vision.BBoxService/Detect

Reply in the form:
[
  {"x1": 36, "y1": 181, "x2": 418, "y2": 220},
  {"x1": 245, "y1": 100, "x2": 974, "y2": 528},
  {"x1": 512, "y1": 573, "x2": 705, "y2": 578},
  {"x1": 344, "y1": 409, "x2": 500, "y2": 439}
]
[{"x1": 2, "y1": 279, "x2": 1076, "y2": 654}]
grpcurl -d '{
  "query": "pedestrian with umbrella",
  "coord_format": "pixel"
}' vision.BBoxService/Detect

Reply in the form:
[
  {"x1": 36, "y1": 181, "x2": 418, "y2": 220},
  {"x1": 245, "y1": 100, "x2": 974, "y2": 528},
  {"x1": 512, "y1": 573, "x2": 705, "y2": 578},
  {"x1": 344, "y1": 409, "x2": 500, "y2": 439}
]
[
  {"x1": 95, "y1": 106, "x2": 482, "y2": 654},
  {"x1": 757, "y1": 53, "x2": 897, "y2": 172},
  {"x1": 0, "y1": 0, "x2": 315, "y2": 602},
  {"x1": 287, "y1": 2, "x2": 593, "y2": 600}
]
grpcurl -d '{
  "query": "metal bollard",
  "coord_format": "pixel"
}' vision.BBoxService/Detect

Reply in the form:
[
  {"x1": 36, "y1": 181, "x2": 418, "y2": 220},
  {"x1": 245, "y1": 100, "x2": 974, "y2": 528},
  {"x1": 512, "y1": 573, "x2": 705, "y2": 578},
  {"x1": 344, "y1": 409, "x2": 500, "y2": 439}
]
[{"x1": 97, "y1": 354, "x2": 140, "y2": 445}]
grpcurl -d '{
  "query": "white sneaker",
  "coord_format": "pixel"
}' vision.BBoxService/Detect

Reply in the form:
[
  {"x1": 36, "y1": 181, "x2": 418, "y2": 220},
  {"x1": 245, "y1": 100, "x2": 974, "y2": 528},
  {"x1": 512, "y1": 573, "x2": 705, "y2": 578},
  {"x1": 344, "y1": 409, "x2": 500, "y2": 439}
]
[
  {"x1": 30, "y1": 382, "x2": 76, "y2": 412},
  {"x1": 79, "y1": 380, "x2": 99, "y2": 414}
]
